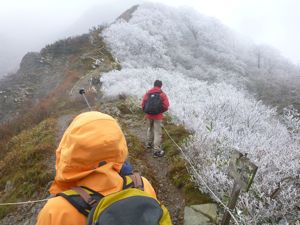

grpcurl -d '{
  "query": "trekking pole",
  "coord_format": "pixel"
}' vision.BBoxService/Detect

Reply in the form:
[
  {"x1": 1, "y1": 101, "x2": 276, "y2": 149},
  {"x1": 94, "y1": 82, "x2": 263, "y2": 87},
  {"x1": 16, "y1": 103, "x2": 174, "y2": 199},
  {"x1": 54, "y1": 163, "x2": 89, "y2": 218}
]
[{"x1": 79, "y1": 88, "x2": 92, "y2": 111}]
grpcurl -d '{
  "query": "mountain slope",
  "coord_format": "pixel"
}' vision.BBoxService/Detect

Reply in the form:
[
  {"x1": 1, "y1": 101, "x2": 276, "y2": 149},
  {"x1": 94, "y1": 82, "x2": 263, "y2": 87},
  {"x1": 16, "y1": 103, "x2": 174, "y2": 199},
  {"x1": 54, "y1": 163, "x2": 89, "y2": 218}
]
[
  {"x1": 0, "y1": 28, "x2": 119, "y2": 223},
  {"x1": 0, "y1": 25, "x2": 210, "y2": 225},
  {"x1": 0, "y1": 3, "x2": 299, "y2": 225},
  {"x1": 104, "y1": 3, "x2": 300, "y2": 111},
  {"x1": 101, "y1": 3, "x2": 300, "y2": 224}
]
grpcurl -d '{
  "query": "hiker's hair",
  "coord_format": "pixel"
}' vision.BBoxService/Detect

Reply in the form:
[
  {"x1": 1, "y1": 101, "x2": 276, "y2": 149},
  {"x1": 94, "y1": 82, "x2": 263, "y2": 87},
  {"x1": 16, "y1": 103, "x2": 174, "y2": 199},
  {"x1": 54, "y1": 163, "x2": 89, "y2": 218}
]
[{"x1": 154, "y1": 80, "x2": 162, "y2": 87}]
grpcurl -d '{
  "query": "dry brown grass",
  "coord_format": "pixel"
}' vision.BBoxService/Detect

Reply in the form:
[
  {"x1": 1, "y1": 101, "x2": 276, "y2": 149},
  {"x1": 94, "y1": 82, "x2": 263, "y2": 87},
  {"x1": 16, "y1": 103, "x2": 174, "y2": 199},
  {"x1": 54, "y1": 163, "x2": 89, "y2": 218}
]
[{"x1": 0, "y1": 119, "x2": 56, "y2": 219}]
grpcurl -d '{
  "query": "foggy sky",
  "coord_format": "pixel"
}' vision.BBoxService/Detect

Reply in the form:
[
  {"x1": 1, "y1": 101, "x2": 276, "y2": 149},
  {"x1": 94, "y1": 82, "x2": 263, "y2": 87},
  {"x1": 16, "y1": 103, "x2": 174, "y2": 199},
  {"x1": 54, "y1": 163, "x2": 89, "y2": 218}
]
[
  {"x1": 160, "y1": 0, "x2": 300, "y2": 65},
  {"x1": 0, "y1": 0, "x2": 299, "y2": 75}
]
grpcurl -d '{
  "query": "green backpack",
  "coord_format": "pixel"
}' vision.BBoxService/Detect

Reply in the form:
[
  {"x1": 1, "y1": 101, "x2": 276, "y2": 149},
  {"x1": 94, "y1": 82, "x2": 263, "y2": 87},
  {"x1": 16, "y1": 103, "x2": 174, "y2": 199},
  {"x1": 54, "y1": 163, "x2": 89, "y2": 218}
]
[{"x1": 57, "y1": 172, "x2": 172, "y2": 225}]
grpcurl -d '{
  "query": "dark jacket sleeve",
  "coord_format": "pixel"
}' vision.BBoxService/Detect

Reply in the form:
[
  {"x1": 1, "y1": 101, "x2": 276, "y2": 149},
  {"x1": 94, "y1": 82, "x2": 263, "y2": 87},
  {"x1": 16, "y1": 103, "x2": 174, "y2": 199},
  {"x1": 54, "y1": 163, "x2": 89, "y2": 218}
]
[{"x1": 161, "y1": 92, "x2": 169, "y2": 112}]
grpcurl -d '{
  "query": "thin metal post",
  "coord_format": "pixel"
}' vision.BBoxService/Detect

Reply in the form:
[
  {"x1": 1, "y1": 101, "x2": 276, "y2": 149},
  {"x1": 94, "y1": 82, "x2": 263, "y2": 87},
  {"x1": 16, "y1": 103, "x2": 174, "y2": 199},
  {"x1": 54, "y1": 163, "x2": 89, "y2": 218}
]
[
  {"x1": 79, "y1": 88, "x2": 92, "y2": 111},
  {"x1": 221, "y1": 181, "x2": 241, "y2": 225},
  {"x1": 82, "y1": 93, "x2": 92, "y2": 111}
]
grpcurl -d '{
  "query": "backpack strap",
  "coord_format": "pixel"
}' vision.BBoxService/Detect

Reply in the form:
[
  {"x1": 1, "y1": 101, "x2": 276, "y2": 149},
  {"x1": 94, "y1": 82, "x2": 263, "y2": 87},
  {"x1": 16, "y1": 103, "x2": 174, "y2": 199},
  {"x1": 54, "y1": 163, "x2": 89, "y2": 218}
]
[
  {"x1": 72, "y1": 187, "x2": 98, "y2": 207},
  {"x1": 57, "y1": 173, "x2": 144, "y2": 216},
  {"x1": 123, "y1": 172, "x2": 144, "y2": 191},
  {"x1": 130, "y1": 172, "x2": 144, "y2": 190},
  {"x1": 57, "y1": 186, "x2": 102, "y2": 216},
  {"x1": 147, "y1": 91, "x2": 162, "y2": 96},
  {"x1": 145, "y1": 90, "x2": 162, "y2": 99}
]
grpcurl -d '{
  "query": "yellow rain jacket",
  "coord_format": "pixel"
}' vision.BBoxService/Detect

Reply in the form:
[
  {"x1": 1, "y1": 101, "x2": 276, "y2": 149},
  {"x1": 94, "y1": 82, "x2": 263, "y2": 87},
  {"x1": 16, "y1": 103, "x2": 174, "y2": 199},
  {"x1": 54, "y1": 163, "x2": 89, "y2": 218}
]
[{"x1": 36, "y1": 111, "x2": 156, "y2": 225}]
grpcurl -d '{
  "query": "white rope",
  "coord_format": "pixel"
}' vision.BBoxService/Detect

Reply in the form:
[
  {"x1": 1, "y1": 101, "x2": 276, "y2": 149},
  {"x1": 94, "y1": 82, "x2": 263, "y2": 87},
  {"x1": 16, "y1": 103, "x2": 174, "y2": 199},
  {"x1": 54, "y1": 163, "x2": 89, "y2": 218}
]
[
  {"x1": 162, "y1": 126, "x2": 241, "y2": 225},
  {"x1": 0, "y1": 198, "x2": 49, "y2": 206},
  {"x1": 126, "y1": 98, "x2": 241, "y2": 224},
  {"x1": 0, "y1": 99, "x2": 241, "y2": 222}
]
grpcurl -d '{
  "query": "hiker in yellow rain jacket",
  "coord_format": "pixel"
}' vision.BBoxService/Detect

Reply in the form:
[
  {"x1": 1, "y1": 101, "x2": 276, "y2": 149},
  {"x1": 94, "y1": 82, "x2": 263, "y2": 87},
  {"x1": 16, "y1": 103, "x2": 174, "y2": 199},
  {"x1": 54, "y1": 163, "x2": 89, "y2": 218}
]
[{"x1": 36, "y1": 111, "x2": 160, "y2": 225}]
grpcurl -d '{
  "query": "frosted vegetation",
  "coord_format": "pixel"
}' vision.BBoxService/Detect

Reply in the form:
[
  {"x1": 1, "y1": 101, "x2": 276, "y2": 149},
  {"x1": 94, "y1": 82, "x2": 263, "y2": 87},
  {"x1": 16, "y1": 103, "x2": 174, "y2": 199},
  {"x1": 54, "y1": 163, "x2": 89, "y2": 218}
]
[{"x1": 101, "y1": 3, "x2": 300, "y2": 224}]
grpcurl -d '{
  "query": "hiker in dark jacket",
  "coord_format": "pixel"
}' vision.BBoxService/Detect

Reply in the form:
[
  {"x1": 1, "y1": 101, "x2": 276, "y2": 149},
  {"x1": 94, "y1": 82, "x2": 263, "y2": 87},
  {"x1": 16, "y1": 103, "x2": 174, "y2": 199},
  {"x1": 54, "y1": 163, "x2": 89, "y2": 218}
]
[{"x1": 141, "y1": 80, "x2": 169, "y2": 157}]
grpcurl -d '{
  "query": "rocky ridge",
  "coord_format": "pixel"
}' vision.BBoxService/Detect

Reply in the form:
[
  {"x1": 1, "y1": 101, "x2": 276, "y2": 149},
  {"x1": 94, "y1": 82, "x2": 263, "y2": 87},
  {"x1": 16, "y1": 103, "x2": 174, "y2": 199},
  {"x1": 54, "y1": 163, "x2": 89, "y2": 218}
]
[{"x1": 0, "y1": 20, "x2": 216, "y2": 225}]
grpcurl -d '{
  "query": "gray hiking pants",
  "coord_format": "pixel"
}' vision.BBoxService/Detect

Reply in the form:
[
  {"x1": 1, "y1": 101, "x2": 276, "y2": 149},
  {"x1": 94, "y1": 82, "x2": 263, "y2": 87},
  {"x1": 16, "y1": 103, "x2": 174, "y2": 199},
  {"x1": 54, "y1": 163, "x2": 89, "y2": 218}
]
[{"x1": 147, "y1": 119, "x2": 162, "y2": 151}]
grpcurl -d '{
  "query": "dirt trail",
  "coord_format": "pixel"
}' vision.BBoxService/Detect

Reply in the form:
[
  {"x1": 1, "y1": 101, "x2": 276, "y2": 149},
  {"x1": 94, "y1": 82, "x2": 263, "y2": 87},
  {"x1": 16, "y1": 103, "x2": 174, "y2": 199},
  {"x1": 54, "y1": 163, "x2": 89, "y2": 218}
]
[
  {"x1": 0, "y1": 103, "x2": 186, "y2": 225},
  {"x1": 119, "y1": 112, "x2": 186, "y2": 225},
  {"x1": 55, "y1": 108, "x2": 187, "y2": 225},
  {"x1": 53, "y1": 106, "x2": 187, "y2": 224}
]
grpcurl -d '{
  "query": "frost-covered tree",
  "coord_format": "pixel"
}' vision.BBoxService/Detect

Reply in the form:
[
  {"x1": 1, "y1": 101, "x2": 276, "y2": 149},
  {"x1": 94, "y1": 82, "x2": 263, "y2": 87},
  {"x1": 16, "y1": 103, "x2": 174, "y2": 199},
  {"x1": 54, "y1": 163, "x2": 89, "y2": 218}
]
[
  {"x1": 100, "y1": 3, "x2": 300, "y2": 224},
  {"x1": 103, "y1": 3, "x2": 300, "y2": 110},
  {"x1": 100, "y1": 68, "x2": 300, "y2": 224}
]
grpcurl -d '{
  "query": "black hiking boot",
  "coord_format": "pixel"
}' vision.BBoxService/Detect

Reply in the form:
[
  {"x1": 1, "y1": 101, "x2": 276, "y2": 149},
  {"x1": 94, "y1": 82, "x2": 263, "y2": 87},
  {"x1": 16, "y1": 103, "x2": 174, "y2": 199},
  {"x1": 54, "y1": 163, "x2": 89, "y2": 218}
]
[{"x1": 153, "y1": 150, "x2": 165, "y2": 158}]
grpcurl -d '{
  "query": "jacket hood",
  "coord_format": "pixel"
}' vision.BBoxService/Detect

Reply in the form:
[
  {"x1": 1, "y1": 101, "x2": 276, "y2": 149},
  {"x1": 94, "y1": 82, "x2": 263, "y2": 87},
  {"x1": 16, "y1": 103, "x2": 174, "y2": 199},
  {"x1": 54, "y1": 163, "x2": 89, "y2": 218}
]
[{"x1": 49, "y1": 111, "x2": 128, "y2": 194}]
